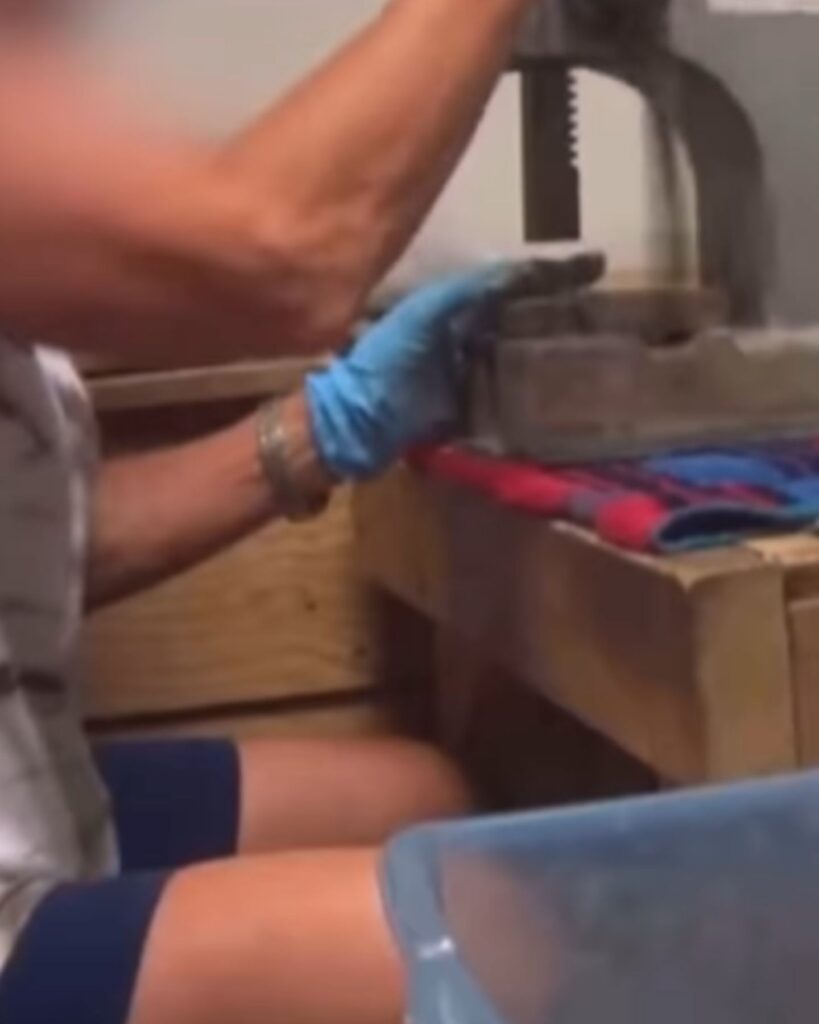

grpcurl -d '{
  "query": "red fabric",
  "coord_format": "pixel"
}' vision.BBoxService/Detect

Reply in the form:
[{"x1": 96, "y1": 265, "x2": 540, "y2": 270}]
[
  {"x1": 405, "y1": 441, "x2": 819, "y2": 553},
  {"x1": 418, "y1": 446, "x2": 575, "y2": 510},
  {"x1": 597, "y1": 494, "x2": 665, "y2": 551}
]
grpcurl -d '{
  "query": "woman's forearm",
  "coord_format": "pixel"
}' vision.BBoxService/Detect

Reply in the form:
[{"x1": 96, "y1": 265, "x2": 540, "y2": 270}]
[
  {"x1": 219, "y1": 0, "x2": 533, "y2": 320},
  {"x1": 0, "y1": 1, "x2": 532, "y2": 360},
  {"x1": 87, "y1": 391, "x2": 332, "y2": 608}
]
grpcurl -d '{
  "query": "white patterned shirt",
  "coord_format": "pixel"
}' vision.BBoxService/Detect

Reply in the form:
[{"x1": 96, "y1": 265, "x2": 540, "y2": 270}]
[{"x1": 0, "y1": 339, "x2": 117, "y2": 971}]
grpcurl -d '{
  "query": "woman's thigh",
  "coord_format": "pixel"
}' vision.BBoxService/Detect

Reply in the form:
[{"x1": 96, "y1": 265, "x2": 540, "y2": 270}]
[
  {"x1": 97, "y1": 734, "x2": 469, "y2": 861},
  {"x1": 0, "y1": 848, "x2": 402, "y2": 1024},
  {"x1": 128, "y1": 848, "x2": 403, "y2": 1024},
  {"x1": 237, "y1": 735, "x2": 470, "y2": 853}
]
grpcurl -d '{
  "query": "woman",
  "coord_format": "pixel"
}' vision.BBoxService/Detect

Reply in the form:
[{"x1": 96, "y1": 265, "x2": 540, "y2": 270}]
[{"x1": 0, "y1": 1, "x2": 541, "y2": 1022}]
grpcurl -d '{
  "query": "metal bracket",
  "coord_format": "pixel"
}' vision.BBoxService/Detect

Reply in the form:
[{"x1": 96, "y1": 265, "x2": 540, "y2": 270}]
[{"x1": 514, "y1": 0, "x2": 819, "y2": 327}]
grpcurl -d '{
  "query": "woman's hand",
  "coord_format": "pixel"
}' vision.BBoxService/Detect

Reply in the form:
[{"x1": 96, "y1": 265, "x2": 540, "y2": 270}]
[{"x1": 305, "y1": 254, "x2": 604, "y2": 479}]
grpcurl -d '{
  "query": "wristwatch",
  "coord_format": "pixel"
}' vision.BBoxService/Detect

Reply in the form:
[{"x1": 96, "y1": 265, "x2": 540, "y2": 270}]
[{"x1": 256, "y1": 397, "x2": 332, "y2": 522}]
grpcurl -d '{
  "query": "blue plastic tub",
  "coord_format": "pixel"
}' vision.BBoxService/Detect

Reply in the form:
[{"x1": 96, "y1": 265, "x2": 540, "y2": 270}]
[{"x1": 381, "y1": 772, "x2": 819, "y2": 1024}]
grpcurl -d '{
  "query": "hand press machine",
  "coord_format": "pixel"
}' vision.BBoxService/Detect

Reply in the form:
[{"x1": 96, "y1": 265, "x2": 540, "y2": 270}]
[{"x1": 474, "y1": 0, "x2": 819, "y2": 463}]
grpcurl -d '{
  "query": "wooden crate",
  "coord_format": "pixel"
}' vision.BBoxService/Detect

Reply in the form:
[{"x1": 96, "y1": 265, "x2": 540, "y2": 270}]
[{"x1": 354, "y1": 467, "x2": 819, "y2": 785}]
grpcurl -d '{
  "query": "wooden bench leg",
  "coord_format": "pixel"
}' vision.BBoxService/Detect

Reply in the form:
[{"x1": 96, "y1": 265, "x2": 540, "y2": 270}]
[{"x1": 434, "y1": 625, "x2": 657, "y2": 810}]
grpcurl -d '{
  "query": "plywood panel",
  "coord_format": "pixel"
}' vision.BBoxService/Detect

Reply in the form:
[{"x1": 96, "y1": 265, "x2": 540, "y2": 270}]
[{"x1": 82, "y1": 489, "x2": 378, "y2": 718}]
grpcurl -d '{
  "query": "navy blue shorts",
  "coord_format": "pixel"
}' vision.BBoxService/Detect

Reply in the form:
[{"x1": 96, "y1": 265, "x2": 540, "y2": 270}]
[{"x1": 0, "y1": 737, "x2": 240, "y2": 1024}]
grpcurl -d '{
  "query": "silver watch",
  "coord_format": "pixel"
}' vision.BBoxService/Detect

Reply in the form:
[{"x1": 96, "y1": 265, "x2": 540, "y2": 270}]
[{"x1": 256, "y1": 398, "x2": 331, "y2": 522}]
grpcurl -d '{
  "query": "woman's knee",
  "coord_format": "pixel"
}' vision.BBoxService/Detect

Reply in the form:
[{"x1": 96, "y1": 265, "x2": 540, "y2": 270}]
[
  {"x1": 376, "y1": 738, "x2": 472, "y2": 824},
  {"x1": 237, "y1": 734, "x2": 470, "y2": 852},
  {"x1": 128, "y1": 849, "x2": 404, "y2": 1024}
]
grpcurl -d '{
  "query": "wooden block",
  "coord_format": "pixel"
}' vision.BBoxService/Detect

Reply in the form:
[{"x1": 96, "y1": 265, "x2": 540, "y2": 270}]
[
  {"x1": 692, "y1": 565, "x2": 794, "y2": 780},
  {"x1": 746, "y1": 534, "x2": 819, "y2": 603},
  {"x1": 89, "y1": 358, "x2": 321, "y2": 412},
  {"x1": 355, "y1": 468, "x2": 797, "y2": 783},
  {"x1": 788, "y1": 596, "x2": 819, "y2": 765},
  {"x1": 82, "y1": 490, "x2": 378, "y2": 719},
  {"x1": 90, "y1": 694, "x2": 390, "y2": 743}
]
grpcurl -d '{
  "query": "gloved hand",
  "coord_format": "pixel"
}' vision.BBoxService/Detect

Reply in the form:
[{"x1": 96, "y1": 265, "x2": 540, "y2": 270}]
[{"x1": 306, "y1": 254, "x2": 604, "y2": 479}]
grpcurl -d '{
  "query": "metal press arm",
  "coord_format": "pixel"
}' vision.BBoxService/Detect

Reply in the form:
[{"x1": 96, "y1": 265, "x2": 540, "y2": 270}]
[{"x1": 515, "y1": 0, "x2": 819, "y2": 327}]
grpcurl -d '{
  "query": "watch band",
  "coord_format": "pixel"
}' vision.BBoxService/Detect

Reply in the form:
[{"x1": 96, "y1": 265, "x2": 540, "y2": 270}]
[{"x1": 256, "y1": 398, "x2": 331, "y2": 522}]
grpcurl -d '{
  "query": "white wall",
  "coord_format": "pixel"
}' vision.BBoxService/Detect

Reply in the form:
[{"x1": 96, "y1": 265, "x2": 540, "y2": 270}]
[{"x1": 89, "y1": 0, "x2": 663, "y2": 279}]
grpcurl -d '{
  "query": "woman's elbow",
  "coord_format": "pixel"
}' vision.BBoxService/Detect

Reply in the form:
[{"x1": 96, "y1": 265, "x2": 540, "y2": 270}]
[{"x1": 207, "y1": 182, "x2": 374, "y2": 356}]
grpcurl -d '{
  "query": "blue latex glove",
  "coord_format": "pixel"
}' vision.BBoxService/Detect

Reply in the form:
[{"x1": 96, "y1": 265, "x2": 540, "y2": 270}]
[
  {"x1": 306, "y1": 254, "x2": 604, "y2": 479},
  {"x1": 306, "y1": 266, "x2": 513, "y2": 480}
]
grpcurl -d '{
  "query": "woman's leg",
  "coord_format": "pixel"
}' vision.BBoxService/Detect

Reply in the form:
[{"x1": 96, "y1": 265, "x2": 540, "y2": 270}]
[
  {"x1": 0, "y1": 848, "x2": 404, "y2": 1024},
  {"x1": 96, "y1": 733, "x2": 470, "y2": 866},
  {"x1": 237, "y1": 736, "x2": 470, "y2": 853},
  {"x1": 128, "y1": 848, "x2": 403, "y2": 1024}
]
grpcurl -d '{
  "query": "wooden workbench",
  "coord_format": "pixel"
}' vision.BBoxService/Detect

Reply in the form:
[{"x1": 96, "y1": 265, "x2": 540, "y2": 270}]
[
  {"x1": 355, "y1": 466, "x2": 819, "y2": 790},
  {"x1": 81, "y1": 358, "x2": 387, "y2": 741}
]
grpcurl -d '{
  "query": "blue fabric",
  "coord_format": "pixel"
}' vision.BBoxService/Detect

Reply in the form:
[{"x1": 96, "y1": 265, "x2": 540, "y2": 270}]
[
  {"x1": 645, "y1": 453, "x2": 791, "y2": 490},
  {"x1": 653, "y1": 501, "x2": 819, "y2": 553},
  {"x1": 0, "y1": 874, "x2": 168, "y2": 1024},
  {"x1": 96, "y1": 737, "x2": 240, "y2": 870},
  {"x1": 640, "y1": 448, "x2": 819, "y2": 551},
  {"x1": 0, "y1": 737, "x2": 241, "y2": 1024}
]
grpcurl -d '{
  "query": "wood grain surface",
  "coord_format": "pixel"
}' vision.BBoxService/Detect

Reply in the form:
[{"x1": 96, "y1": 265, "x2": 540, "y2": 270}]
[
  {"x1": 355, "y1": 468, "x2": 798, "y2": 783},
  {"x1": 90, "y1": 692, "x2": 390, "y2": 742},
  {"x1": 89, "y1": 358, "x2": 321, "y2": 412},
  {"x1": 82, "y1": 490, "x2": 378, "y2": 719}
]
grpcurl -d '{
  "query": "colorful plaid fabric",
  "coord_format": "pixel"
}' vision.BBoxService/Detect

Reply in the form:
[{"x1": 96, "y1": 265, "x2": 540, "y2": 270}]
[{"x1": 410, "y1": 440, "x2": 819, "y2": 553}]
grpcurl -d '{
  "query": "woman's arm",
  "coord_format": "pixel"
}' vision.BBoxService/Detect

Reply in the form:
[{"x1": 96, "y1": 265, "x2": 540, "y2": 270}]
[
  {"x1": 87, "y1": 391, "x2": 330, "y2": 608},
  {"x1": 88, "y1": 261, "x2": 553, "y2": 608},
  {"x1": 0, "y1": 0, "x2": 532, "y2": 362}
]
